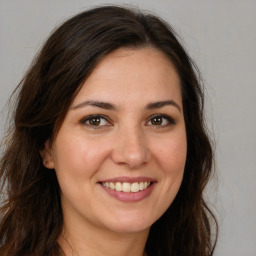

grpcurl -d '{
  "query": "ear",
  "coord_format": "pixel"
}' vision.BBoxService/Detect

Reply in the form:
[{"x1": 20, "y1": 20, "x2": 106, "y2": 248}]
[{"x1": 40, "y1": 139, "x2": 55, "y2": 169}]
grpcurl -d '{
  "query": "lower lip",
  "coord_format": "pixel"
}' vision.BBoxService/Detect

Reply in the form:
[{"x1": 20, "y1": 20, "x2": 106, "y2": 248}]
[{"x1": 100, "y1": 183, "x2": 155, "y2": 202}]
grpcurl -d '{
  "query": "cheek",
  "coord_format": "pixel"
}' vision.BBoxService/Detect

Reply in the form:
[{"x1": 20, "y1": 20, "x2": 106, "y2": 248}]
[
  {"x1": 147, "y1": 132, "x2": 187, "y2": 219},
  {"x1": 154, "y1": 132, "x2": 187, "y2": 174},
  {"x1": 52, "y1": 135, "x2": 111, "y2": 179},
  {"x1": 153, "y1": 131, "x2": 186, "y2": 201}
]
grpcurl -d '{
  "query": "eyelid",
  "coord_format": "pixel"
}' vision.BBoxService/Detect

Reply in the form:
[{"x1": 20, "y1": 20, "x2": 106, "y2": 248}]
[
  {"x1": 79, "y1": 113, "x2": 176, "y2": 129},
  {"x1": 80, "y1": 114, "x2": 112, "y2": 127},
  {"x1": 146, "y1": 113, "x2": 176, "y2": 126}
]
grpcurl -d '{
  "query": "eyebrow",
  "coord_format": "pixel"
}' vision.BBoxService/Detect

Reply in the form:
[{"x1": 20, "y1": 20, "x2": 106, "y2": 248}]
[
  {"x1": 71, "y1": 100, "x2": 116, "y2": 110},
  {"x1": 71, "y1": 100, "x2": 181, "y2": 112},
  {"x1": 146, "y1": 100, "x2": 181, "y2": 112}
]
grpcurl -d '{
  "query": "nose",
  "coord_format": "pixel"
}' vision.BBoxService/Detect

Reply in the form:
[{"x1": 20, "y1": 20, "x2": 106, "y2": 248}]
[{"x1": 111, "y1": 125, "x2": 151, "y2": 169}]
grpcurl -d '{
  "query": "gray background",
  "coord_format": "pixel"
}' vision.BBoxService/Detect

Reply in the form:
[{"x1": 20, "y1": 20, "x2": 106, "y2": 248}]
[{"x1": 0, "y1": 0, "x2": 255, "y2": 255}]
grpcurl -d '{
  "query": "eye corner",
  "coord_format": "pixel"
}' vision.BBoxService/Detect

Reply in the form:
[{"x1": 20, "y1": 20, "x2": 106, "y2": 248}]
[
  {"x1": 80, "y1": 114, "x2": 113, "y2": 128},
  {"x1": 146, "y1": 113, "x2": 176, "y2": 127}
]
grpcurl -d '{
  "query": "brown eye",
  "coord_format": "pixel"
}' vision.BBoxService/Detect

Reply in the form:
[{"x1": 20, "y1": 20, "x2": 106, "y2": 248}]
[
  {"x1": 89, "y1": 117, "x2": 101, "y2": 126},
  {"x1": 81, "y1": 115, "x2": 110, "y2": 127},
  {"x1": 151, "y1": 117, "x2": 163, "y2": 125},
  {"x1": 146, "y1": 114, "x2": 176, "y2": 127}
]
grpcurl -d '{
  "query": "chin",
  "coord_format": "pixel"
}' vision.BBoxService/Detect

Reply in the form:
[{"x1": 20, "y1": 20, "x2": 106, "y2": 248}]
[{"x1": 102, "y1": 212, "x2": 155, "y2": 234}]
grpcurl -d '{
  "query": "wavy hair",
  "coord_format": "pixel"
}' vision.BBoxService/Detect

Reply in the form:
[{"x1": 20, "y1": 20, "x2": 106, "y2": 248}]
[{"x1": 0, "y1": 5, "x2": 217, "y2": 256}]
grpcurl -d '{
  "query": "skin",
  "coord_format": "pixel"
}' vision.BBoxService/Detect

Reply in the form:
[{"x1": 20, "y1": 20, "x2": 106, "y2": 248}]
[{"x1": 41, "y1": 47, "x2": 187, "y2": 256}]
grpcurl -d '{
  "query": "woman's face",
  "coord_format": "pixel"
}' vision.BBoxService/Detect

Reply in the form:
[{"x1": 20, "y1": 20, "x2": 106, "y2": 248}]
[{"x1": 42, "y1": 47, "x2": 187, "y2": 234}]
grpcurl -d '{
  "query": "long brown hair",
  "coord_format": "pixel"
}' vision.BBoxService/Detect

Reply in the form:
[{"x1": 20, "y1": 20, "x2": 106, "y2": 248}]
[{"x1": 0, "y1": 5, "x2": 218, "y2": 256}]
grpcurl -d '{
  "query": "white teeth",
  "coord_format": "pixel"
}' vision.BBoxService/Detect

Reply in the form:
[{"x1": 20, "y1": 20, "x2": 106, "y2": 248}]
[
  {"x1": 139, "y1": 182, "x2": 144, "y2": 191},
  {"x1": 102, "y1": 181, "x2": 151, "y2": 192},
  {"x1": 131, "y1": 182, "x2": 139, "y2": 192},
  {"x1": 123, "y1": 182, "x2": 131, "y2": 192},
  {"x1": 115, "y1": 182, "x2": 122, "y2": 191},
  {"x1": 110, "y1": 182, "x2": 115, "y2": 190}
]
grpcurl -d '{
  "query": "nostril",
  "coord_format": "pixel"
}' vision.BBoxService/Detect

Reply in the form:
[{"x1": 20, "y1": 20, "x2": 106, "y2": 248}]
[{"x1": 110, "y1": 131, "x2": 151, "y2": 169}]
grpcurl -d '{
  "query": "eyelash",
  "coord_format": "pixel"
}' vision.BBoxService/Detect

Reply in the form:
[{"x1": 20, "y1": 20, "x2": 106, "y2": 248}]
[
  {"x1": 146, "y1": 114, "x2": 176, "y2": 127},
  {"x1": 80, "y1": 115, "x2": 111, "y2": 129},
  {"x1": 80, "y1": 114, "x2": 176, "y2": 129}
]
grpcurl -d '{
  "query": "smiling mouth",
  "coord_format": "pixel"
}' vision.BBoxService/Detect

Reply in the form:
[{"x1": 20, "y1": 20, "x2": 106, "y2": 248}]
[{"x1": 101, "y1": 181, "x2": 152, "y2": 193}]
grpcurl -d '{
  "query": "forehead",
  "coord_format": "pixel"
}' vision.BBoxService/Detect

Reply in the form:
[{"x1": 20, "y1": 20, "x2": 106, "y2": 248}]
[{"x1": 73, "y1": 47, "x2": 182, "y2": 107}]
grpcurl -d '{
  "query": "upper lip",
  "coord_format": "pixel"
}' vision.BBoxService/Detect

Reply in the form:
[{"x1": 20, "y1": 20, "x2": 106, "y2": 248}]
[{"x1": 99, "y1": 176, "x2": 157, "y2": 183}]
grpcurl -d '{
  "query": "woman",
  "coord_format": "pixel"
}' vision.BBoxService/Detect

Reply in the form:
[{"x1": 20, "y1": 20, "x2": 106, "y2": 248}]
[{"x1": 0, "y1": 5, "x2": 218, "y2": 256}]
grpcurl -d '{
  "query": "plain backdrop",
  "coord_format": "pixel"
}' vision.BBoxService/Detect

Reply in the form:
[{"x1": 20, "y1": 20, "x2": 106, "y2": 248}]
[{"x1": 0, "y1": 0, "x2": 256, "y2": 255}]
